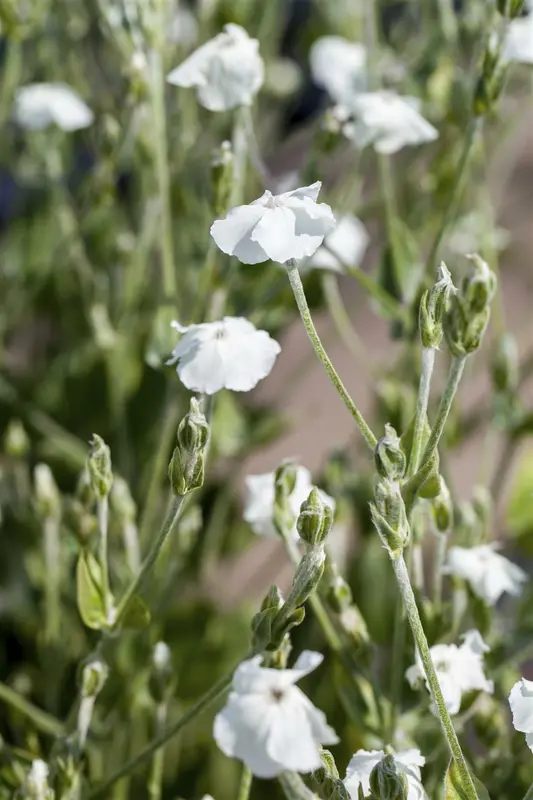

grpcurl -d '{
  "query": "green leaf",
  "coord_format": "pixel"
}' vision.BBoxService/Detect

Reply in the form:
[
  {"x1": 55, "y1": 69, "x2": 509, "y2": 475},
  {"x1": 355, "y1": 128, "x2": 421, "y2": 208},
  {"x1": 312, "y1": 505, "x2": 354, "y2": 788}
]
[
  {"x1": 506, "y1": 447, "x2": 533, "y2": 552},
  {"x1": 444, "y1": 759, "x2": 491, "y2": 800},
  {"x1": 120, "y1": 594, "x2": 151, "y2": 629},
  {"x1": 76, "y1": 550, "x2": 108, "y2": 630},
  {"x1": 522, "y1": 782, "x2": 533, "y2": 800}
]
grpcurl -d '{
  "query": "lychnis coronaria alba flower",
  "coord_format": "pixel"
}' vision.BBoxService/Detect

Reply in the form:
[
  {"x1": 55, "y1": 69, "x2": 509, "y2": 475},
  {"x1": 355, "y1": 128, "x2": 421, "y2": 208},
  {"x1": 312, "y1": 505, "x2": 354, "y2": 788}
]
[
  {"x1": 213, "y1": 650, "x2": 338, "y2": 777},
  {"x1": 309, "y1": 36, "x2": 367, "y2": 104},
  {"x1": 406, "y1": 630, "x2": 493, "y2": 715},
  {"x1": 338, "y1": 91, "x2": 438, "y2": 154},
  {"x1": 14, "y1": 83, "x2": 94, "y2": 131},
  {"x1": 305, "y1": 213, "x2": 369, "y2": 273},
  {"x1": 443, "y1": 543, "x2": 527, "y2": 606},
  {"x1": 166, "y1": 24, "x2": 264, "y2": 111},
  {"x1": 243, "y1": 465, "x2": 335, "y2": 540},
  {"x1": 167, "y1": 318, "x2": 280, "y2": 395},
  {"x1": 344, "y1": 749, "x2": 427, "y2": 800},
  {"x1": 502, "y1": 14, "x2": 533, "y2": 65},
  {"x1": 210, "y1": 182, "x2": 336, "y2": 264},
  {"x1": 509, "y1": 678, "x2": 533, "y2": 752}
]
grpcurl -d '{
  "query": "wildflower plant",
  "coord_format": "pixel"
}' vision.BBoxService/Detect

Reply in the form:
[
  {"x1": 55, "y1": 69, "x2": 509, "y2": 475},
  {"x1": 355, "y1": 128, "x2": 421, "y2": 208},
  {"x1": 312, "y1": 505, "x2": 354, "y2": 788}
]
[{"x1": 2, "y1": 1, "x2": 533, "y2": 800}]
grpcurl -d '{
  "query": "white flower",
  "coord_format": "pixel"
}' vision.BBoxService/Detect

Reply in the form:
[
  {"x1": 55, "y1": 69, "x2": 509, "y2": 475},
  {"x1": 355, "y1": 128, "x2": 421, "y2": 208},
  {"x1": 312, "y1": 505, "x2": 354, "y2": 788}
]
[
  {"x1": 443, "y1": 543, "x2": 527, "y2": 606},
  {"x1": 210, "y1": 182, "x2": 336, "y2": 264},
  {"x1": 243, "y1": 465, "x2": 335, "y2": 540},
  {"x1": 309, "y1": 36, "x2": 367, "y2": 104},
  {"x1": 447, "y1": 211, "x2": 510, "y2": 256},
  {"x1": 153, "y1": 641, "x2": 171, "y2": 670},
  {"x1": 305, "y1": 213, "x2": 369, "y2": 273},
  {"x1": 168, "y1": 3, "x2": 199, "y2": 47},
  {"x1": 166, "y1": 24, "x2": 264, "y2": 111},
  {"x1": 509, "y1": 678, "x2": 533, "y2": 752},
  {"x1": 167, "y1": 317, "x2": 280, "y2": 395},
  {"x1": 26, "y1": 759, "x2": 51, "y2": 797},
  {"x1": 406, "y1": 630, "x2": 493, "y2": 715},
  {"x1": 503, "y1": 14, "x2": 533, "y2": 65},
  {"x1": 338, "y1": 91, "x2": 438, "y2": 154},
  {"x1": 344, "y1": 749, "x2": 427, "y2": 800},
  {"x1": 213, "y1": 650, "x2": 338, "y2": 777},
  {"x1": 14, "y1": 83, "x2": 94, "y2": 131}
]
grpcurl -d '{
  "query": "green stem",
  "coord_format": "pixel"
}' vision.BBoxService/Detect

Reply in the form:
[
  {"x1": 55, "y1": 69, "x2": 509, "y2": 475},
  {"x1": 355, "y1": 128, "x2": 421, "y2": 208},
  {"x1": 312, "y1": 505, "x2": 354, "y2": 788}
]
[
  {"x1": 43, "y1": 515, "x2": 61, "y2": 644},
  {"x1": 387, "y1": 585, "x2": 406, "y2": 745},
  {"x1": 97, "y1": 496, "x2": 112, "y2": 622},
  {"x1": 278, "y1": 772, "x2": 316, "y2": 800},
  {"x1": 433, "y1": 533, "x2": 448, "y2": 611},
  {"x1": 0, "y1": 681, "x2": 64, "y2": 737},
  {"x1": 437, "y1": 0, "x2": 458, "y2": 43},
  {"x1": 285, "y1": 262, "x2": 377, "y2": 451},
  {"x1": 421, "y1": 356, "x2": 466, "y2": 468},
  {"x1": 408, "y1": 347, "x2": 436, "y2": 478},
  {"x1": 391, "y1": 555, "x2": 479, "y2": 800},
  {"x1": 522, "y1": 784, "x2": 533, "y2": 800},
  {"x1": 85, "y1": 670, "x2": 234, "y2": 798},
  {"x1": 148, "y1": 702, "x2": 168, "y2": 800},
  {"x1": 115, "y1": 494, "x2": 185, "y2": 625},
  {"x1": 237, "y1": 765, "x2": 253, "y2": 800},
  {"x1": 426, "y1": 118, "x2": 480, "y2": 276}
]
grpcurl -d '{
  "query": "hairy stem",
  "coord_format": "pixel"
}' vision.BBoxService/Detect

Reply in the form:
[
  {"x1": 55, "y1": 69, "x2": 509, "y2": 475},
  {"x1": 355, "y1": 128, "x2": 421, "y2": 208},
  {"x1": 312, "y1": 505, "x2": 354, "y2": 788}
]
[
  {"x1": 97, "y1": 496, "x2": 112, "y2": 622},
  {"x1": 421, "y1": 355, "x2": 466, "y2": 468},
  {"x1": 285, "y1": 262, "x2": 377, "y2": 451},
  {"x1": 237, "y1": 765, "x2": 253, "y2": 800},
  {"x1": 148, "y1": 702, "x2": 168, "y2": 800},
  {"x1": 408, "y1": 347, "x2": 436, "y2": 478},
  {"x1": 278, "y1": 772, "x2": 316, "y2": 800},
  {"x1": 43, "y1": 515, "x2": 61, "y2": 644}
]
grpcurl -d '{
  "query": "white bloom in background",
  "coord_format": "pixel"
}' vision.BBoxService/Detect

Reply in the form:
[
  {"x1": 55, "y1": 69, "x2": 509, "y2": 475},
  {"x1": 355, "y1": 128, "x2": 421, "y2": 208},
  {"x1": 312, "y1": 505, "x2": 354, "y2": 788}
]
[
  {"x1": 14, "y1": 83, "x2": 94, "y2": 131},
  {"x1": 344, "y1": 749, "x2": 427, "y2": 800},
  {"x1": 443, "y1": 543, "x2": 527, "y2": 606},
  {"x1": 406, "y1": 630, "x2": 493, "y2": 715},
  {"x1": 309, "y1": 36, "x2": 367, "y2": 104},
  {"x1": 166, "y1": 24, "x2": 264, "y2": 111},
  {"x1": 26, "y1": 759, "x2": 51, "y2": 797},
  {"x1": 339, "y1": 91, "x2": 438, "y2": 154},
  {"x1": 509, "y1": 678, "x2": 533, "y2": 751},
  {"x1": 305, "y1": 214, "x2": 369, "y2": 272},
  {"x1": 213, "y1": 650, "x2": 338, "y2": 777},
  {"x1": 503, "y1": 14, "x2": 533, "y2": 65},
  {"x1": 153, "y1": 641, "x2": 171, "y2": 670},
  {"x1": 447, "y1": 211, "x2": 510, "y2": 256},
  {"x1": 243, "y1": 465, "x2": 335, "y2": 540},
  {"x1": 167, "y1": 317, "x2": 280, "y2": 395},
  {"x1": 168, "y1": 2, "x2": 199, "y2": 47},
  {"x1": 210, "y1": 182, "x2": 336, "y2": 264}
]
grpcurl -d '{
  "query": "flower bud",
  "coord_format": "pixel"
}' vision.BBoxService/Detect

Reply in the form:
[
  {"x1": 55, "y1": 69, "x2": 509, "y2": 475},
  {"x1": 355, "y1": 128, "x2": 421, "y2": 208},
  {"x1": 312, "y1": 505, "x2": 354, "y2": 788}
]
[
  {"x1": 419, "y1": 262, "x2": 456, "y2": 348},
  {"x1": 371, "y1": 480, "x2": 410, "y2": 556},
  {"x1": 369, "y1": 755, "x2": 409, "y2": 800},
  {"x1": 274, "y1": 460, "x2": 298, "y2": 501},
  {"x1": 110, "y1": 475, "x2": 137, "y2": 525},
  {"x1": 34, "y1": 463, "x2": 61, "y2": 521},
  {"x1": 87, "y1": 434, "x2": 113, "y2": 498},
  {"x1": 289, "y1": 545, "x2": 326, "y2": 609},
  {"x1": 374, "y1": 424, "x2": 406, "y2": 481},
  {"x1": 4, "y1": 418, "x2": 30, "y2": 458},
  {"x1": 211, "y1": 140, "x2": 234, "y2": 216},
  {"x1": 497, "y1": 0, "x2": 525, "y2": 16},
  {"x1": 311, "y1": 750, "x2": 350, "y2": 800},
  {"x1": 463, "y1": 255, "x2": 497, "y2": 313},
  {"x1": 25, "y1": 759, "x2": 53, "y2": 800},
  {"x1": 431, "y1": 480, "x2": 453, "y2": 533},
  {"x1": 251, "y1": 585, "x2": 285, "y2": 651},
  {"x1": 150, "y1": 641, "x2": 175, "y2": 703},
  {"x1": 491, "y1": 333, "x2": 519, "y2": 394},
  {"x1": 169, "y1": 398, "x2": 209, "y2": 496},
  {"x1": 444, "y1": 256, "x2": 496, "y2": 357},
  {"x1": 64, "y1": 498, "x2": 97, "y2": 546},
  {"x1": 80, "y1": 657, "x2": 108, "y2": 699},
  {"x1": 76, "y1": 466, "x2": 95, "y2": 506},
  {"x1": 325, "y1": 573, "x2": 353, "y2": 613},
  {"x1": 297, "y1": 488, "x2": 333, "y2": 546}
]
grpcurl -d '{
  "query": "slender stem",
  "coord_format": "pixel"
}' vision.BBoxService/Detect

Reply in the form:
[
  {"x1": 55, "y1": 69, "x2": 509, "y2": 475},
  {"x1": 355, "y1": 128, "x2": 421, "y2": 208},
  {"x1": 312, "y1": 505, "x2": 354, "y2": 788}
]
[
  {"x1": 85, "y1": 670, "x2": 234, "y2": 798},
  {"x1": 387, "y1": 584, "x2": 406, "y2": 745},
  {"x1": 285, "y1": 262, "x2": 377, "y2": 451},
  {"x1": 426, "y1": 118, "x2": 480, "y2": 276},
  {"x1": 278, "y1": 772, "x2": 316, "y2": 800},
  {"x1": 391, "y1": 555, "x2": 479, "y2": 800},
  {"x1": 433, "y1": 533, "x2": 448, "y2": 611},
  {"x1": 122, "y1": 520, "x2": 141, "y2": 574},
  {"x1": 237, "y1": 765, "x2": 253, "y2": 800},
  {"x1": 490, "y1": 436, "x2": 518, "y2": 507},
  {"x1": 421, "y1": 356, "x2": 466, "y2": 468},
  {"x1": 148, "y1": 702, "x2": 168, "y2": 800},
  {"x1": 77, "y1": 695, "x2": 96, "y2": 750},
  {"x1": 437, "y1": 0, "x2": 458, "y2": 43},
  {"x1": 321, "y1": 273, "x2": 373, "y2": 377},
  {"x1": 115, "y1": 495, "x2": 185, "y2": 625},
  {"x1": 0, "y1": 681, "x2": 64, "y2": 737},
  {"x1": 43, "y1": 515, "x2": 61, "y2": 644},
  {"x1": 408, "y1": 348, "x2": 436, "y2": 478},
  {"x1": 523, "y1": 784, "x2": 533, "y2": 800},
  {"x1": 97, "y1": 496, "x2": 112, "y2": 622},
  {"x1": 230, "y1": 105, "x2": 251, "y2": 208}
]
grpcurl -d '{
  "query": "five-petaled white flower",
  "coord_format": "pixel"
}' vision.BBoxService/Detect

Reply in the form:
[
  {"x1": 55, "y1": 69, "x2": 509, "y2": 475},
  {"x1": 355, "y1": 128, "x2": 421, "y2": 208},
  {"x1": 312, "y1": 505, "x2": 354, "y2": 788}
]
[
  {"x1": 406, "y1": 630, "x2": 493, "y2": 715},
  {"x1": 338, "y1": 91, "x2": 438, "y2": 154},
  {"x1": 344, "y1": 749, "x2": 428, "y2": 800},
  {"x1": 167, "y1": 317, "x2": 280, "y2": 395},
  {"x1": 309, "y1": 36, "x2": 367, "y2": 104},
  {"x1": 213, "y1": 650, "x2": 338, "y2": 777},
  {"x1": 14, "y1": 83, "x2": 94, "y2": 131},
  {"x1": 509, "y1": 678, "x2": 533, "y2": 752},
  {"x1": 503, "y1": 14, "x2": 533, "y2": 65},
  {"x1": 210, "y1": 181, "x2": 336, "y2": 264},
  {"x1": 243, "y1": 465, "x2": 335, "y2": 540},
  {"x1": 166, "y1": 24, "x2": 264, "y2": 111},
  {"x1": 443, "y1": 543, "x2": 527, "y2": 606},
  {"x1": 305, "y1": 213, "x2": 369, "y2": 273}
]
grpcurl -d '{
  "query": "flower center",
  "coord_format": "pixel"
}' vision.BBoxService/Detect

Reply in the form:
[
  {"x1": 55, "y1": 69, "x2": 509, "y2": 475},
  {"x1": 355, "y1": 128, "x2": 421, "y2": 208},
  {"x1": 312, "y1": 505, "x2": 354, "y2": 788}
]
[{"x1": 269, "y1": 687, "x2": 285, "y2": 703}]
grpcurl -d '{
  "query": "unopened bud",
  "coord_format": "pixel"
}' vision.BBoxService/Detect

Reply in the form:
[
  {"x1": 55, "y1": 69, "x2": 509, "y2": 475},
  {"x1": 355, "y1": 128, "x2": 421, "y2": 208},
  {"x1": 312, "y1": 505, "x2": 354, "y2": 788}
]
[
  {"x1": 326, "y1": 574, "x2": 353, "y2": 613},
  {"x1": 110, "y1": 476, "x2": 137, "y2": 525},
  {"x1": 87, "y1": 434, "x2": 113, "y2": 498},
  {"x1": 431, "y1": 480, "x2": 453, "y2": 533},
  {"x1": 25, "y1": 759, "x2": 53, "y2": 800},
  {"x1": 289, "y1": 545, "x2": 326, "y2": 609},
  {"x1": 252, "y1": 585, "x2": 285, "y2": 651},
  {"x1": 64, "y1": 498, "x2": 97, "y2": 545},
  {"x1": 211, "y1": 141, "x2": 234, "y2": 216},
  {"x1": 497, "y1": 0, "x2": 525, "y2": 16},
  {"x1": 311, "y1": 750, "x2": 350, "y2": 800},
  {"x1": 76, "y1": 466, "x2": 94, "y2": 506},
  {"x1": 297, "y1": 488, "x2": 333, "y2": 546},
  {"x1": 491, "y1": 333, "x2": 519, "y2": 393},
  {"x1": 419, "y1": 262, "x2": 456, "y2": 348},
  {"x1": 169, "y1": 398, "x2": 209, "y2": 496},
  {"x1": 80, "y1": 657, "x2": 108, "y2": 698},
  {"x1": 375, "y1": 424, "x2": 406, "y2": 481},
  {"x1": 150, "y1": 641, "x2": 174, "y2": 703},
  {"x1": 444, "y1": 256, "x2": 496, "y2": 357},
  {"x1": 464, "y1": 255, "x2": 497, "y2": 312},
  {"x1": 4, "y1": 418, "x2": 30, "y2": 457},
  {"x1": 34, "y1": 464, "x2": 61, "y2": 521},
  {"x1": 274, "y1": 460, "x2": 298, "y2": 501},
  {"x1": 371, "y1": 480, "x2": 409, "y2": 556},
  {"x1": 369, "y1": 755, "x2": 408, "y2": 800}
]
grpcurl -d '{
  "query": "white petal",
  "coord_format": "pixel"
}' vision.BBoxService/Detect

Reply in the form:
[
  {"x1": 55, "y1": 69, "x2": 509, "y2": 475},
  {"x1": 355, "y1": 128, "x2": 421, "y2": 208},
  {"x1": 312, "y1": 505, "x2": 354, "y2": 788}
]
[
  {"x1": 166, "y1": 39, "x2": 219, "y2": 87},
  {"x1": 213, "y1": 694, "x2": 283, "y2": 778},
  {"x1": 310, "y1": 36, "x2": 366, "y2": 104},
  {"x1": 210, "y1": 205, "x2": 267, "y2": 264},
  {"x1": 290, "y1": 650, "x2": 324, "y2": 681},
  {"x1": 307, "y1": 214, "x2": 369, "y2": 272},
  {"x1": 461, "y1": 629, "x2": 490, "y2": 655},
  {"x1": 526, "y1": 732, "x2": 533, "y2": 752},
  {"x1": 250, "y1": 205, "x2": 298, "y2": 263},
  {"x1": 14, "y1": 83, "x2": 93, "y2": 131},
  {"x1": 301, "y1": 695, "x2": 339, "y2": 746},
  {"x1": 509, "y1": 679, "x2": 533, "y2": 734},
  {"x1": 344, "y1": 750, "x2": 384, "y2": 796},
  {"x1": 264, "y1": 692, "x2": 323, "y2": 773},
  {"x1": 279, "y1": 181, "x2": 323, "y2": 204}
]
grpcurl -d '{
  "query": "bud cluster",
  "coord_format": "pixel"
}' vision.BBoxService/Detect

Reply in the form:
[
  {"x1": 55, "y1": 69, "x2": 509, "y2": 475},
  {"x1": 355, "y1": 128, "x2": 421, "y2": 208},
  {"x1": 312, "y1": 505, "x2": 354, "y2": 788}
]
[
  {"x1": 369, "y1": 755, "x2": 409, "y2": 800},
  {"x1": 497, "y1": 0, "x2": 525, "y2": 17},
  {"x1": 311, "y1": 750, "x2": 350, "y2": 800},
  {"x1": 473, "y1": 37, "x2": 507, "y2": 116},
  {"x1": 375, "y1": 424, "x2": 406, "y2": 481},
  {"x1": 87, "y1": 434, "x2": 113, "y2": 498},
  {"x1": 168, "y1": 398, "x2": 210, "y2": 496},
  {"x1": 370, "y1": 478, "x2": 410, "y2": 557},
  {"x1": 444, "y1": 255, "x2": 496, "y2": 357},
  {"x1": 419, "y1": 262, "x2": 455, "y2": 349}
]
